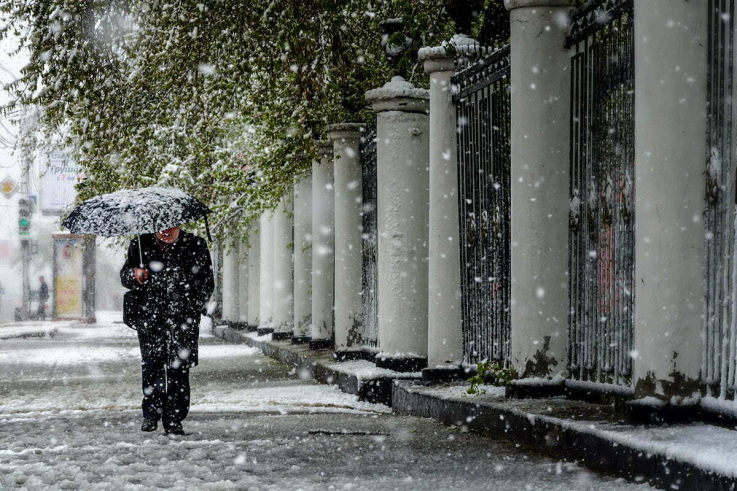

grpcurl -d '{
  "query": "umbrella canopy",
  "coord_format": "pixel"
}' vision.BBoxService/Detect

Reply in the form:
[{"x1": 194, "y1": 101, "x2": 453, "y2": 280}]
[{"x1": 62, "y1": 187, "x2": 211, "y2": 237}]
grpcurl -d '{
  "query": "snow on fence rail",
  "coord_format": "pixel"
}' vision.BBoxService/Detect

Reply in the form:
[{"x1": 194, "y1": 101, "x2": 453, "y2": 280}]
[{"x1": 566, "y1": 0, "x2": 635, "y2": 388}]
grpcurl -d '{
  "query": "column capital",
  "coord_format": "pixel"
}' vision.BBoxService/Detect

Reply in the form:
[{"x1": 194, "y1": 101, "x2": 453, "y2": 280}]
[
  {"x1": 419, "y1": 34, "x2": 487, "y2": 74},
  {"x1": 327, "y1": 123, "x2": 365, "y2": 142},
  {"x1": 366, "y1": 76, "x2": 429, "y2": 114},
  {"x1": 505, "y1": 0, "x2": 572, "y2": 10}
]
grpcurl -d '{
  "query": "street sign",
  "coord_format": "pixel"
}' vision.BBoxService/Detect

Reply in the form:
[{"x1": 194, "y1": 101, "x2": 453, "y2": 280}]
[{"x1": 1, "y1": 176, "x2": 17, "y2": 199}]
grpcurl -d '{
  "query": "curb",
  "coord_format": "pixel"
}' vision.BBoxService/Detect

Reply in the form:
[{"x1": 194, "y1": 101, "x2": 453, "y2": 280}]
[
  {"x1": 392, "y1": 381, "x2": 736, "y2": 491},
  {"x1": 214, "y1": 327, "x2": 417, "y2": 406}
]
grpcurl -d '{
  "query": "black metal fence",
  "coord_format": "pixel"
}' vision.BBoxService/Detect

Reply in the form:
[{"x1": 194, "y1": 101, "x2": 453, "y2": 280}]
[
  {"x1": 360, "y1": 125, "x2": 379, "y2": 348},
  {"x1": 453, "y1": 45, "x2": 512, "y2": 365},
  {"x1": 703, "y1": 0, "x2": 736, "y2": 400},
  {"x1": 567, "y1": 0, "x2": 635, "y2": 388}
]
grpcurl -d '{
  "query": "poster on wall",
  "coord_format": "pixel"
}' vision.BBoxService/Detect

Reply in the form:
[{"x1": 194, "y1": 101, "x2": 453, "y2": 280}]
[
  {"x1": 54, "y1": 237, "x2": 84, "y2": 319},
  {"x1": 40, "y1": 150, "x2": 83, "y2": 215}
]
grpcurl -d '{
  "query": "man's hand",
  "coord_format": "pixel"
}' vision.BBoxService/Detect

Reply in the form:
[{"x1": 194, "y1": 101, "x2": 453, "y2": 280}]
[{"x1": 134, "y1": 268, "x2": 149, "y2": 285}]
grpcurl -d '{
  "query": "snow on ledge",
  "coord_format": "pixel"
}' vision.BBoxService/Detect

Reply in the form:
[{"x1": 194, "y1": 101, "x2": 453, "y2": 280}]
[
  {"x1": 328, "y1": 359, "x2": 422, "y2": 382},
  {"x1": 512, "y1": 375, "x2": 565, "y2": 387},
  {"x1": 404, "y1": 383, "x2": 737, "y2": 480}
]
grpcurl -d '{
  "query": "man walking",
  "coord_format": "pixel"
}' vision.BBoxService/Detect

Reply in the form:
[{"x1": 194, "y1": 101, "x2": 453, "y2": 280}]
[{"x1": 120, "y1": 226, "x2": 214, "y2": 435}]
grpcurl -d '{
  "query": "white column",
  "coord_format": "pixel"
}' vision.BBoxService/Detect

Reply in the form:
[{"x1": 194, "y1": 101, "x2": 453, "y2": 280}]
[
  {"x1": 507, "y1": 0, "x2": 571, "y2": 379},
  {"x1": 272, "y1": 195, "x2": 294, "y2": 339},
  {"x1": 293, "y1": 173, "x2": 313, "y2": 342},
  {"x1": 258, "y1": 211, "x2": 275, "y2": 331},
  {"x1": 328, "y1": 123, "x2": 364, "y2": 352},
  {"x1": 366, "y1": 76, "x2": 430, "y2": 371},
  {"x1": 247, "y1": 224, "x2": 261, "y2": 328},
  {"x1": 418, "y1": 42, "x2": 470, "y2": 369},
  {"x1": 221, "y1": 240, "x2": 239, "y2": 323},
  {"x1": 632, "y1": 0, "x2": 706, "y2": 401},
  {"x1": 310, "y1": 142, "x2": 335, "y2": 348},
  {"x1": 238, "y1": 239, "x2": 249, "y2": 325}
]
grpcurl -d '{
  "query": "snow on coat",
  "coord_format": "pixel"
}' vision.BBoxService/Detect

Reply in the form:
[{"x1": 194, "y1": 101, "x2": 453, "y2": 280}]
[{"x1": 120, "y1": 232, "x2": 214, "y2": 367}]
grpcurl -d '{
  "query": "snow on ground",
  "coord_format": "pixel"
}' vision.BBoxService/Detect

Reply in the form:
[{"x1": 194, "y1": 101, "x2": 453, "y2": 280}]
[{"x1": 0, "y1": 312, "x2": 656, "y2": 490}]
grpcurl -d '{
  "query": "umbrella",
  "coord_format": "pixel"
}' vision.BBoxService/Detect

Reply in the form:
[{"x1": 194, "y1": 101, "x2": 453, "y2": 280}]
[{"x1": 62, "y1": 187, "x2": 212, "y2": 266}]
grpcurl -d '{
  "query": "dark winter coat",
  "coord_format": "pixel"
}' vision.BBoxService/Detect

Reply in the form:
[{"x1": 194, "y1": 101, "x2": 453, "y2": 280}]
[
  {"x1": 120, "y1": 232, "x2": 214, "y2": 367},
  {"x1": 38, "y1": 281, "x2": 49, "y2": 302}
]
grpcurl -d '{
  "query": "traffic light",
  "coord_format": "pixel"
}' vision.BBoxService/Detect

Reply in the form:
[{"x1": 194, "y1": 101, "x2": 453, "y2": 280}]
[{"x1": 18, "y1": 198, "x2": 31, "y2": 237}]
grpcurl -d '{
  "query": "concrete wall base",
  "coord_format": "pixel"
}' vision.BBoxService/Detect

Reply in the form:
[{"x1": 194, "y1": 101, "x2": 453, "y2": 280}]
[
  {"x1": 375, "y1": 354, "x2": 427, "y2": 373},
  {"x1": 393, "y1": 382, "x2": 735, "y2": 491},
  {"x1": 333, "y1": 348, "x2": 376, "y2": 363},
  {"x1": 421, "y1": 366, "x2": 469, "y2": 383},
  {"x1": 291, "y1": 336, "x2": 311, "y2": 345},
  {"x1": 309, "y1": 339, "x2": 334, "y2": 351},
  {"x1": 272, "y1": 331, "x2": 292, "y2": 341},
  {"x1": 506, "y1": 379, "x2": 565, "y2": 399},
  {"x1": 257, "y1": 327, "x2": 274, "y2": 336}
]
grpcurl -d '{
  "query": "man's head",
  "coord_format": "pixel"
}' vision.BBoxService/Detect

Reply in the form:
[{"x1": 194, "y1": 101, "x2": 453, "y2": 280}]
[
  {"x1": 156, "y1": 226, "x2": 181, "y2": 245},
  {"x1": 39, "y1": 276, "x2": 45, "y2": 282}
]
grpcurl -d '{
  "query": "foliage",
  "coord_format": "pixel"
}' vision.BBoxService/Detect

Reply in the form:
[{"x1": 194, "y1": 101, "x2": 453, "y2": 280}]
[
  {"x1": 0, "y1": 0, "x2": 506, "y2": 242},
  {"x1": 466, "y1": 360, "x2": 514, "y2": 395}
]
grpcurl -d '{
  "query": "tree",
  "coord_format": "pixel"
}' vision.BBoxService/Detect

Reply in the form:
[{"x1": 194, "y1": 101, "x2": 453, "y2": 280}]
[{"x1": 0, "y1": 0, "x2": 506, "y2": 240}]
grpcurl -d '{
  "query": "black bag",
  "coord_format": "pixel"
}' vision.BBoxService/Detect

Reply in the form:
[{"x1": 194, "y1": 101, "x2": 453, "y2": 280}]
[{"x1": 123, "y1": 290, "x2": 145, "y2": 330}]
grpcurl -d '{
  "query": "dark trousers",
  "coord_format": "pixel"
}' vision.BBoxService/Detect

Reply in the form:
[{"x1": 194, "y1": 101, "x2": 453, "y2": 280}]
[{"x1": 141, "y1": 356, "x2": 190, "y2": 427}]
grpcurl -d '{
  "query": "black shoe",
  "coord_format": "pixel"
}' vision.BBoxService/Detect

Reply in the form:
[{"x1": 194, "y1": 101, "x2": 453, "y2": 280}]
[
  {"x1": 164, "y1": 423, "x2": 185, "y2": 436},
  {"x1": 141, "y1": 419, "x2": 158, "y2": 432}
]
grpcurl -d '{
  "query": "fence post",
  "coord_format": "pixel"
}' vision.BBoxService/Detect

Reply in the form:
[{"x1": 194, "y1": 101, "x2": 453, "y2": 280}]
[
  {"x1": 293, "y1": 173, "x2": 313, "y2": 343},
  {"x1": 418, "y1": 44, "x2": 465, "y2": 374},
  {"x1": 238, "y1": 238, "x2": 249, "y2": 327},
  {"x1": 272, "y1": 195, "x2": 294, "y2": 340},
  {"x1": 328, "y1": 123, "x2": 365, "y2": 355},
  {"x1": 631, "y1": 1, "x2": 706, "y2": 409},
  {"x1": 366, "y1": 76, "x2": 430, "y2": 371},
  {"x1": 506, "y1": 0, "x2": 571, "y2": 380},
  {"x1": 247, "y1": 223, "x2": 261, "y2": 329},
  {"x1": 310, "y1": 142, "x2": 336, "y2": 349},
  {"x1": 221, "y1": 239, "x2": 240, "y2": 324},
  {"x1": 258, "y1": 211, "x2": 275, "y2": 334}
]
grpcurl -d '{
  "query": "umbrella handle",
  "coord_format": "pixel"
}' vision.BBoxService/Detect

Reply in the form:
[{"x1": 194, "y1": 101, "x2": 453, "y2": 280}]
[
  {"x1": 204, "y1": 214, "x2": 213, "y2": 242},
  {"x1": 138, "y1": 235, "x2": 144, "y2": 268}
]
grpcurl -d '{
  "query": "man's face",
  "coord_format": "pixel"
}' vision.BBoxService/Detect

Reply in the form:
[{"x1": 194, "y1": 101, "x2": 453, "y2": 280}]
[{"x1": 156, "y1": 227, "x2": 181, "y2": 244}]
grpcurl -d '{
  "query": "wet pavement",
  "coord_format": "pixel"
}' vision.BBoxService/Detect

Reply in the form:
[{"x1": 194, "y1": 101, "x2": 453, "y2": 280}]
[{"x1": 0, "y1": 313, "x2": 656, "y2": 490}]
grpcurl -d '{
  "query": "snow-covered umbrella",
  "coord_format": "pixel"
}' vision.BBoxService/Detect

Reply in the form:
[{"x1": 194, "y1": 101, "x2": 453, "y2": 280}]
[{"x1": 61, "y1": 187, "x2": 212, "y2": 266}]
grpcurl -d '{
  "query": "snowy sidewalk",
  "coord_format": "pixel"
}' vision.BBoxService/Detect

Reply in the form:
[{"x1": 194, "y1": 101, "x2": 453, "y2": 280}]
[
  {"x1": 215, "y1": 325, "x2": 737, "y2": 491},
  {"x1": 0, "y1": 313, "x2": 657, "y2": 490}
]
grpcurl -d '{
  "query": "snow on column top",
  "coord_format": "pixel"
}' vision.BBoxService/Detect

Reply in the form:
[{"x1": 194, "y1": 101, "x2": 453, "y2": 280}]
[
  {"x1": 365, "y1": 76, "x2": 429, "y2": 114},
  {"x1": 418, "y1": 34, "x2": 483, "y2": 62}
]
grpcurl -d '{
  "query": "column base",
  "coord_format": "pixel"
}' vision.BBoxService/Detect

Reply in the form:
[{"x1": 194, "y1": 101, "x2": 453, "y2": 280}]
[
  {"x1": 421, "y1": 365, "x2": 470, "y2": 383},
  {"x1": 256, "y1": 327, "x2": 275, "y2": 336},
  {"x1": 272, "y1": 331, "x2": 292, "y2": 341},
  {"x1": 333, "y1": 348, "x2": 377, "y2": 362},
  {"x1": 228, "y1": 321, "x2": 251, "y2": 331},
  {"x1": 625, "y1": 398, "x2": 700, "y2": 425},
  {"x1": 309, "y1": 338, "x2": 334, "y2": 350},
  {"x1": 375, "y1": 353, "x2": 428, "y2": 373},
  {"x1": 291, "y1": 336, "x2": 311, "y2": 345}
]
